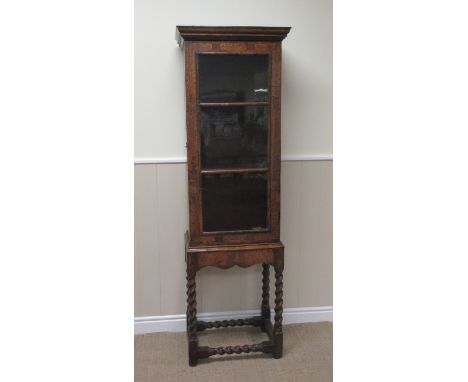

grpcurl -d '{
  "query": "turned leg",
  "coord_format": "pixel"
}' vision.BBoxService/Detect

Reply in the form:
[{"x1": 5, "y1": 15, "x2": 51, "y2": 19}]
[
  {"x1": 186, "y1": 269, "x2": 198, "y2": 366},
  {"x1": 273, "y1": 266, "x2": 283, "y2": 358},
  {"x1": 261, "y1": 264, "x2": 271, "y2": 320}
]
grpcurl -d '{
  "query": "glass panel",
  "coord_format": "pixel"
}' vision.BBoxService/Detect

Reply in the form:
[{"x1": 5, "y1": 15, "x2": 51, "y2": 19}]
[
  {"x1": 200, "y1": 106, "x2": 268, "y2": 169},
  {"x1": 199, "y1": 54, "x2": 269, "y2": 103},
  {"x1": 202, "y1": 173, "x2": 268, "y2": 232}
]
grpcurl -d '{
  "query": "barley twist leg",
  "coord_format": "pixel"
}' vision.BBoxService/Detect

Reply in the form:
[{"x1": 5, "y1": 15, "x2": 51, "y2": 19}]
[
  {"x1": 186, "y1": 270, "x2": 198, "y2": 366},
  {"x1": 273, "y1": 267, "x2": 283, "y2": 358},
  {"x1": 261, "y1": 264, "x2": 270, "y2": 320}
]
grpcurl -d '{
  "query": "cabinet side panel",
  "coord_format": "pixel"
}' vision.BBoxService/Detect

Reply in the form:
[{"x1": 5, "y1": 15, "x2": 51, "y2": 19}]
[
  {"x1": 269, "y1": 43, "x2": 282, "y2": 240},
  {"x1": 184, "y1": 42, "x2": 202, "y2": 242}
]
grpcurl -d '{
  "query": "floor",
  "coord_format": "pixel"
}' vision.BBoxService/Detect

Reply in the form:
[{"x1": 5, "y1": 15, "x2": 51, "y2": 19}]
[{"x1": 135, "y1": 322, "x2": 332, "y2": 382}]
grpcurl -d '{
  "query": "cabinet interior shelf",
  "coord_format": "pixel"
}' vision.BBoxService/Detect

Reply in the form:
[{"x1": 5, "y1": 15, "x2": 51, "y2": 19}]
[
  {"x1": 199, "y1": 102, "x2": 269, "y2": 107},
  {"x1": 201, "y1": 167, "x2": 268, "y2": 175}
]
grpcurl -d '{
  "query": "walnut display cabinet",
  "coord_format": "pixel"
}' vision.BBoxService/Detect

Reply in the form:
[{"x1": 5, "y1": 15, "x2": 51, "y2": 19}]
[{"x1": 176, "y1": 26, "x2": 290, "y2": 366}]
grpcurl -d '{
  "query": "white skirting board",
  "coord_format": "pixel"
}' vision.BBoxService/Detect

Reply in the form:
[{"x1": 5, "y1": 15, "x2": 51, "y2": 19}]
[{"x1": 134, "y1": 306, "x2": 333, "y2": 335}]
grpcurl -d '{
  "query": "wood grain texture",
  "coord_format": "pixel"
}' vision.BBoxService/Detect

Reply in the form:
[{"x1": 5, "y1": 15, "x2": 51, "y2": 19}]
[
  {"x1": 184, "y1": 40, "x2": 283, "y2": 247},
  {"x1": 199, "y1": 101, "x2": 268, "y2": 107},
  {"x1": 200, "y1": 167, "x2": 268, "y2": 175},
  {"x1": 184, "y1": 236, "x2": 284, "y2": 365},
  {"x1": 186, "y1": 235, "x2": 284, "y2": 273},
  {"x1": 176, "y1": 26, "x2": 291, "y2": 47},
  {"x1": 261, "y1": 264, "x2": 271, "y2": 319}
]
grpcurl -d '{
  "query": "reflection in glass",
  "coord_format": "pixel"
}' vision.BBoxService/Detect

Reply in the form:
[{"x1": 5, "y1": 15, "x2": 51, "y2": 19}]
[
  {"x1": 202, "y1": 173, "x2": 268, "y2": 232},
  {"x1": 199, "y1": 54, "x2": 269, "y2": 102},
  {"x1": 200, "y1": 106, "x2": 268, "y2": 169}
]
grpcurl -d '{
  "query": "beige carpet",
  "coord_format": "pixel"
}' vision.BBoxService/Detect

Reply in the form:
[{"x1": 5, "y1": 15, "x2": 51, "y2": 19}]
[{"x1": 135, "y1": 322, "x2": 332, "y2": 382}]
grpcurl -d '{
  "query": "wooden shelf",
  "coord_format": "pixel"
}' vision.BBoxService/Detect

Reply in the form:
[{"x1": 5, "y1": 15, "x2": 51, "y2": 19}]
[
  {"x1": 201, "y1": 167, "x2": 268, "y2": 175},
  {"x1": 199, "y1": 102, "x2": 268, "y2": 107}
]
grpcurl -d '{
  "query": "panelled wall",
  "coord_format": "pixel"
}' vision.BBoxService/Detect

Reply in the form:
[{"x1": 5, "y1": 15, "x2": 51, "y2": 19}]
[{"x1": 134, "y1": 160, "x2": 332, "y2": 317}]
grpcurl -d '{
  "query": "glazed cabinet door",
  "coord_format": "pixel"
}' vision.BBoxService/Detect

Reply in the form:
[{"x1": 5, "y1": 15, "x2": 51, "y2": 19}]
[{"x1": 185, "y1": 41, "x2": 281, "y2": 246}]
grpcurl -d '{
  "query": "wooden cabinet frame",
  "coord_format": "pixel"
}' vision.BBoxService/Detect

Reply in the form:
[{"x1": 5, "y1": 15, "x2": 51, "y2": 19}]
[
  {"x1": 177, "y1": 26, "x2": 290, "y2": 366},
  {"x1": 184, "y1": 41, "x2": 282, "y2": 246}
]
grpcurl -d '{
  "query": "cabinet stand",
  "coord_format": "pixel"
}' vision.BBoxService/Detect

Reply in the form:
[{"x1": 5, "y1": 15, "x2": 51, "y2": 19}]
[{"x1": 185, "y1": 232, "x2": 284, "y2": 366}]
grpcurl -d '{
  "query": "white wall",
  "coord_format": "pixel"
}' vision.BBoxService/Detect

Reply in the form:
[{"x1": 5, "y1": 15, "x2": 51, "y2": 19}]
[{"x1": 135, "y1": 0, "x2": 332, "y2": 161}]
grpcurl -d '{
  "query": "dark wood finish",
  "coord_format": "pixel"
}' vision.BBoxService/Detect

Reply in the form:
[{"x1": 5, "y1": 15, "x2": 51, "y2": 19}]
[
  {"x1": 197, "y1": 316, "x2": 263, "y2": 331},
  {"x1": 176, "y1": 26, "x2": 291, "y2": 47},
  {"x1": 273, "y1": 264, "x2": 284, "y2": 358},
  {"x1": 197, "y1": 342, "x2": 273, "y2": 358},
  {"x1": 263, "y1": 317, "x2": 274, "y2": 339},
  {"x1": 200, "y1": 167, "x2": 268, "y2": 175},
  {"x1": 185, "y1": 41, "x2": 282, "y2": 246},
  {"x1": 186, "y1": 268, "x2": 198, "y2": 366},
  {"x1": 185, "y1": 237, "x2": 284, "y2": 273},
  {"x1": 199, "y1": 101, "x2": 268, "y2": 107},
  {"x1": 184, "y1": 233, "x2": 284, "y2": 365},
  {"x1": 261, "y1": 264, "x2": 271, "y2": 320},
  {"x1": 179, "y1": 26, "x2": 289, "y2": 366}
]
